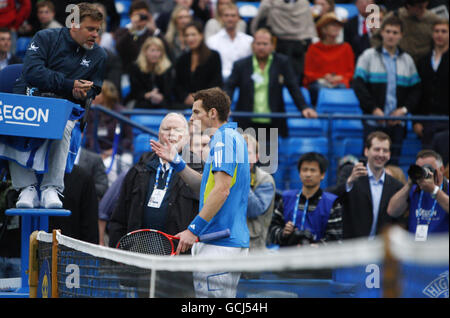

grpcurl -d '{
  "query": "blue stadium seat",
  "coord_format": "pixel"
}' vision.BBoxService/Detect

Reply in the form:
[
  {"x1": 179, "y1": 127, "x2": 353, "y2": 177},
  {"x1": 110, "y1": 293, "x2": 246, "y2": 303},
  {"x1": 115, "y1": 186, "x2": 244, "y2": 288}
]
[
  {"x1": 133, "y1": 133, "x2": 158, "y2": 163},
  {"x1": 283, "y1": 137, "x2": 328, "y2": 164},
  {"x1": 130, "y1": 114, "x2": 165, "y2": 135},
  {"x1": 288, "y1": 118, "x2": 327, "y2": 137},
  {"x1": 237, "y1": 2, "x2": 260, "y2": 21},
  {"x1": 0, "y1": 64, "x2": 22, "y2": 93},
  {"x1": 333, "y1": 137, "x2": 363, "y2": 158},
  {"x1": 316, "y1": 88, "x2": 361, "y2": 114},
  {"x1": 115, "y1": 0, "x2": 131, "y2": 16},
  {"x1": 398, "y1": 137, "x2": 422, "y2": 165},
  {"x1": 336, "y1": 4, "x2": 359, "y2": 19},
  {"x1": 15, "y1": 37, "x2": 32, "y2": 59},
  {"x1": 331, "y1": 119, "x2": 363, "y2": 139},
  {"x1": 284, "y1": 87, "x2": 312, "y2": 113}
]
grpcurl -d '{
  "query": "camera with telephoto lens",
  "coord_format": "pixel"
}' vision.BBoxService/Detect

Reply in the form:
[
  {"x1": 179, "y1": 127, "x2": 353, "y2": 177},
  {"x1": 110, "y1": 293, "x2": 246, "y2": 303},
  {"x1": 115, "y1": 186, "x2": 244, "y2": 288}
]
[
  {"x1": 286, "y1": 228, "x2": 316, "y2": 246},
  {"x1": 407, "y1": 164, "x2": 436, "y2": 185}
]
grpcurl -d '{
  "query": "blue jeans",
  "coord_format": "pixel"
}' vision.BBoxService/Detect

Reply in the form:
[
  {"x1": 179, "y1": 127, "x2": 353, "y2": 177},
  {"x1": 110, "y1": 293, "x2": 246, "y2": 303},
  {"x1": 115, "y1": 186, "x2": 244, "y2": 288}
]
[{"x1": 0, "y1": 257, "x2": 21, "y2": 278}]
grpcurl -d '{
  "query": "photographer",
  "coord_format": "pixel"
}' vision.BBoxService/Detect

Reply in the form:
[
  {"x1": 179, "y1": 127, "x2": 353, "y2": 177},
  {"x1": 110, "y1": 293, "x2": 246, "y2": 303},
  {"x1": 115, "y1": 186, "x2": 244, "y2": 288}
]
[
  {"x1": 268, "y1": 152, "x2": 343, "y2": 247},
  {"x1": 387, "y1": 150, "x2": 449, "y2": 240}
]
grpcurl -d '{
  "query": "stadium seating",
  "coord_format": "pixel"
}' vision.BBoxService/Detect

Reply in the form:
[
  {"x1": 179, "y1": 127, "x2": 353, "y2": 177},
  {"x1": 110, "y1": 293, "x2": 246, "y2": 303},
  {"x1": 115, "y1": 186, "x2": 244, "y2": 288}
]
[
  {"x1": 132, "y1": 133, "x2": 158, "y2": 164},
  {"x1": 15, "y1": 36, "x2": 32, "y2": 59},
  {"x1": 316, "y1": 88, "x2": 361, "y2": 114},
  {"x1": 288, "y1": 118, "x2": 327, "y2": 137},
  {"x1": 130, "y1": 113, "x2": 165, "y2": 136}
]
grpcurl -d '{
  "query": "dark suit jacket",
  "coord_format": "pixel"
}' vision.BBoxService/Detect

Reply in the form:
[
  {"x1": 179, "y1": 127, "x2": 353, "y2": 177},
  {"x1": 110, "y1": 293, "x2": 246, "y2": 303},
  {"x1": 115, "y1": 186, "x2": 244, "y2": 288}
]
[
  {"x1": 343, "y1": 15, "x2": 371, "y2": 62},
  {"x1": 225, "y1": 53, "x2": 308, "y2": 137},
  {"x1": 334, "y1": 173, "x2": 405, "y2": 239},
  {"x1": 77, "y1": 148, "x2": 109, "y2": 200}
]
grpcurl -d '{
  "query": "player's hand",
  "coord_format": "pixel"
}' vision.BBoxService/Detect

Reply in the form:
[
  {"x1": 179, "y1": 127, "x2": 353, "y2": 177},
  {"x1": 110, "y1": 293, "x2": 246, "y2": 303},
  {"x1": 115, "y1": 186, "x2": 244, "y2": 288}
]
[
  {"x1": 150, "y1": 134, "x2": 178, "y2": 163},
  {"x1": 347, "y1": 162, "x2": 368, "y2": 187},
  {"x1": 175, "y1": 229, "x2": 197, "y2": 255}
]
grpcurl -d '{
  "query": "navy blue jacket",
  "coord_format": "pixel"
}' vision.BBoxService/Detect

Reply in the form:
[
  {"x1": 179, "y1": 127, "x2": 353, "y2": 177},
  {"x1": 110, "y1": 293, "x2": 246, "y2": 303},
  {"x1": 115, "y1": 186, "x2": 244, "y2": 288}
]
[{"x1": 13, "y1": 27, "x2": 107, "y2": 104}]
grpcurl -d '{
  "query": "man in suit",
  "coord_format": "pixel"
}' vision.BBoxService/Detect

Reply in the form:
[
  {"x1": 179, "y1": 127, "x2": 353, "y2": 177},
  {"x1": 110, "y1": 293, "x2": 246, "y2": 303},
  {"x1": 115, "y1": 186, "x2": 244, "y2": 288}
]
[
  {"x1": 225, "y1": 28, "x2": 317, "y2": 140},
  {"x1": 343, "y1": 0, "x2": 375, "y2": 62},
  {"x1": 0, "y1": 28, "x2": 22, "y2": 71},
  {"x1": 335, "y1": 131, "x2": 405, "y2": 239}
]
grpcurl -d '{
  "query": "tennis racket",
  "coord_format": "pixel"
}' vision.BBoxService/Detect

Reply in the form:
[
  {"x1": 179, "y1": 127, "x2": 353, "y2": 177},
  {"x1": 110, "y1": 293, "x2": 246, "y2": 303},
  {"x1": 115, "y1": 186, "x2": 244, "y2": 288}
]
[{"x1": 116, "y1": 229, "x2": 231, "y2": 256}]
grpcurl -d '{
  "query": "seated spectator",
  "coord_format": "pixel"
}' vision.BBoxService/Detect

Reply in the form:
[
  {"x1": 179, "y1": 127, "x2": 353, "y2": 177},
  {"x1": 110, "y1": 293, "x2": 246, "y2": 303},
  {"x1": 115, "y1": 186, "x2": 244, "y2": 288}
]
[
  {"x1": 108, "y1": 112, "x2": 203, "y2": 248},
  {"x1": 164, "y1": 5, "x2": 192, "y2": 60},
  {"x1": 174, "y1": 21, "x2": 223, "y2": 107},
  {"x1": 49, "y1": 165, "x2": 99, "y2": 244},
  {"x1": 93, "y1": 2, "x2": 116, "y2": 54},
  {"x1": 385, "y1": 164, "x2": 407, "y2": 185},
  {"x1": 206, "y1": 3, "x2": 253, "y2": 81},
  {"x1": 204, "y1": 0, "x2": 247, "y2": 40},
  {"x1": 303, "y1": 12, "x2": 355, "y2": 105},
  {"x1": 353, "y1": 15, "x2": 420, "y2": 164},
  {"x1": 242, "y1": 134, "x2": 276, "y2": 252},
  {"x1": 36, "y1": 1, "x2": 62, "y2": 31},
  {"x1": 334, "y1": 131, "x2": 406, "y2": 239},
  {"x1": 344, "y1": 0, "x2": 376, "y2": 61},
  {"x1": 268, "y1": 152, "x2": 343, "y2": 247},
  {"x1": 0, "y1": 28, "x2": 22, "y2": 71},
  {"x1": 388, "y1": 149, "x2": 449, "y2": 239},
  {"x1": 225, "y1": 28, "x2": 317, "y2": 140},
  {"x1": 114, "y1": 0, "x2": 166, "y2": 75},
  {"x1": 250, "y1": 0, "x2": 317, "y2": 84},
  {"x1": 413, "y1": 19, "x2": 449, "y2": 151},
  {"x1": 129, "y1": 37, "x2": 175, "y2": 109},
  {"x1": 382, "y1": 0, "x2": 441, "y2": 64}
]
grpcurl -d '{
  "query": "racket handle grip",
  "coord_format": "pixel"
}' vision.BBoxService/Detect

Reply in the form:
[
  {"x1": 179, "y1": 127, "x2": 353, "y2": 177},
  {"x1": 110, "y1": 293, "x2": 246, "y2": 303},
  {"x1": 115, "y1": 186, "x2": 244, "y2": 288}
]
[{"x1": 198, "y1": 229, "x2": 230, "y2": 242}]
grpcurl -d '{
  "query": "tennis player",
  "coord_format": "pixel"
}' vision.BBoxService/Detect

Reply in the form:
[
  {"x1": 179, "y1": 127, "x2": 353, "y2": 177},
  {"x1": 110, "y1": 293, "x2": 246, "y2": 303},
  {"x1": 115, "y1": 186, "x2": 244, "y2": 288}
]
[{"x1": 150, "y1": 87, "x2": 250, "y2": 298}]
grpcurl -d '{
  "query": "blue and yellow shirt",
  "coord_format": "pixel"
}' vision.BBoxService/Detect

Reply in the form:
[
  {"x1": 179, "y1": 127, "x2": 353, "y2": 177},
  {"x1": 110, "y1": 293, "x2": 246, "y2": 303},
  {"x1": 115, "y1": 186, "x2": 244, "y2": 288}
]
[{"x1": 199, "y1": 122, "x2": 250, "y2": 248}]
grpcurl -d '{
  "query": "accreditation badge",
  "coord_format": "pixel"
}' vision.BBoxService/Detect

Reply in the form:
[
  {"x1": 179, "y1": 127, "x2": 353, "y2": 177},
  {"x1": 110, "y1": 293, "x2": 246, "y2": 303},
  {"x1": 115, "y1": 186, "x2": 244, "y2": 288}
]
[
  {"x1": 415, "y1": 224, "x2": 429, "y2": 242},
  {"x1": 147, "y1": 189, "x2": 167, "y2": 209}
]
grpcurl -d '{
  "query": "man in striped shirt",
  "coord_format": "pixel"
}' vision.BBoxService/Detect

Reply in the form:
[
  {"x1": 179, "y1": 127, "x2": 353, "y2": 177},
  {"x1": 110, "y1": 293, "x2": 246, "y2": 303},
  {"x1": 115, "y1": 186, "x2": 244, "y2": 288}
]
[{"x1": 268, "y1": 152, "x2": 343, "y2": 246}]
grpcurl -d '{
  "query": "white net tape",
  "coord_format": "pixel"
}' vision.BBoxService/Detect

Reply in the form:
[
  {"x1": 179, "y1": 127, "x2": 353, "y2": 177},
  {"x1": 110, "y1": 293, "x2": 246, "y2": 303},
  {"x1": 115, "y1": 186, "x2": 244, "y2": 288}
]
[{"x1": 36, "y1": 227, "x2": 448, "y2": 273}]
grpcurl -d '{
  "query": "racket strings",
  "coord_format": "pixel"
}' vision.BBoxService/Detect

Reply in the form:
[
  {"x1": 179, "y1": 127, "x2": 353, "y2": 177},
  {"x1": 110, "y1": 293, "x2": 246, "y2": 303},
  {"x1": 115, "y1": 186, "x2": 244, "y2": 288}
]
[{"x1": 118, "y1": 231, "x2": 174, "y2": 256}]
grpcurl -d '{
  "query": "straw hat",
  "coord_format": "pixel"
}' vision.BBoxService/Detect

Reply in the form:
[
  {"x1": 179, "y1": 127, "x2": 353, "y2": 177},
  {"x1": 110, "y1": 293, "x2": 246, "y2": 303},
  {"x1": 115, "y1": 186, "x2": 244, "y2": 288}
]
[{"x1": 316, "y1": 12, "x2": 344, "y2": 38}]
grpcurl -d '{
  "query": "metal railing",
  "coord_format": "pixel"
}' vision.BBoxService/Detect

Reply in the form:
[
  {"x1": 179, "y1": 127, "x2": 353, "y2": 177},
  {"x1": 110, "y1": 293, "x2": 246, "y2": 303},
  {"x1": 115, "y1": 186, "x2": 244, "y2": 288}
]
[{"x1": 90, "y1": 105, "x2": 449, "y2": 186}]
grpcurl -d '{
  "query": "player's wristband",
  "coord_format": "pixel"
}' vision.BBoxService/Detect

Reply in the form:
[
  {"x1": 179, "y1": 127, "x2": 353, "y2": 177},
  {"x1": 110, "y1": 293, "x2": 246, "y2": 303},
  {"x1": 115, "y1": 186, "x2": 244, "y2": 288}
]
[
  {"x1": 170, "y1": 153, "x2": 186, "y2": 172},
  {"x1": 188, "y1": 215, "x2": 209, "y2": 236}
]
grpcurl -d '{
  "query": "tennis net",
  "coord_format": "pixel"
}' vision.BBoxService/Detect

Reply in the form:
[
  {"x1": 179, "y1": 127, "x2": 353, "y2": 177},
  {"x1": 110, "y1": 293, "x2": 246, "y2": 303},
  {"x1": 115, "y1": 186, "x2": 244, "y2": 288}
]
[{"x1": 32, "y1": 226, "x2": 448, "y2": 298}]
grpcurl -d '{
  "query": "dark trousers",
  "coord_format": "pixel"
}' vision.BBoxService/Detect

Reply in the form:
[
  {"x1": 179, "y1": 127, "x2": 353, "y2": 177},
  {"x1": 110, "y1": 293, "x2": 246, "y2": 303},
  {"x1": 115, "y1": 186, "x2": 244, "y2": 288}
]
[
  {"x1": 363, "y1": 123, "x2": 406, "y2": 165},
  {"x1": 276, "y1": 38, "x2": 311, "y2": 85}
]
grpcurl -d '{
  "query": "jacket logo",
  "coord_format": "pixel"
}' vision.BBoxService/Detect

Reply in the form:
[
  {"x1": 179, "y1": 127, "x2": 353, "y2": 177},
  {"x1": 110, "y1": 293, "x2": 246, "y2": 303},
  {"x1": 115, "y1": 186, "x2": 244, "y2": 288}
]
[
  {"x1": 80, "y1": 58, "x2": 91, "y2": 67},
  {"x1": 28, "y1": 42, "x2": 39, "y2": 51},
  {"x1": 423, "y1": 271, "x2": 449, "y2": 298}
]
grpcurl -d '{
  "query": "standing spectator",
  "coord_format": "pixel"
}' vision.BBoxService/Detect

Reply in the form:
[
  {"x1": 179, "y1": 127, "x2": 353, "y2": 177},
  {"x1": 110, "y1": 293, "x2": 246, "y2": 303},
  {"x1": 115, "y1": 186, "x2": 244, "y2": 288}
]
[
  {"x1": 344, "y1": 0, "x2": 376, "y2": 61},
  {"x1": 388, "y1": 149, "x2": 449, "y2": 239},
  {"x1": 303, "y1": 12, "x2": 355, "y2": 106},
  {"x1": 335, "y1": 131, "x2": 406, "y2": 239},
  {"x1": 225, "y1": 28, "x2": 317, "y2": 139},
  {"x1": 243, "y1": 134, "x2": 276, "y2": 252},
  {"x1": 204, "y1": 0, "x2": 247, "y2": 40},
  {"x1": 174, "y1": 21, "x2": 223, "y2": 107},
  {"x1": 49, "y1": 165, "x2": 99, "y2": 244},
  {"x1": 108, "y1": 112, "x2": 202, "y2": 247},
  {"x1": 0, "y1": 28, "x2": 22, "y2": 71},
  {"x1": 206, "y1": 3, "x2": 253, "y2": 81},
  {"x1": 353, "y1": 15, "x2": 421, "y2": 164},
  {"x1": 164, "y1": 5, "x2": 192, "y2": 60},
  {"x1": 129, "y1": 36, "x2": 175, "y2": 109},
  {"x1": 383, "y1": 0, "x2": 441, "y2": 64},
  {"x1": 268, "y1": 152, "x2": 343, "y2": 246},
  {"x1": 36, "y1": 1, "x2": 62, "y2": 31},
  {"x1": 413, "y1": 19, "x2": 449, "y2": 151},
  {"x1": 250, "y1": 0, "x2": 317, "y2": 84},
  {"x1": 114, "y1": 0, "x2": 166, "y2": 75}
]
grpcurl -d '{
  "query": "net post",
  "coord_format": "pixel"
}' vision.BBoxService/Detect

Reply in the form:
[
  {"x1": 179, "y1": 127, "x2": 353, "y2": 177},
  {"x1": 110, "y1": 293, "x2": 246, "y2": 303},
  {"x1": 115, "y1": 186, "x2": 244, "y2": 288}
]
[
  {"x1": 51, "y1": 229, "x2": 60, "y2": 298},
  {"x1": 382, "y1": 226, "x2": 401, "y2": 298},
  {"x1": 28, "y1": 231, "x2": 39, "y2": 298}
]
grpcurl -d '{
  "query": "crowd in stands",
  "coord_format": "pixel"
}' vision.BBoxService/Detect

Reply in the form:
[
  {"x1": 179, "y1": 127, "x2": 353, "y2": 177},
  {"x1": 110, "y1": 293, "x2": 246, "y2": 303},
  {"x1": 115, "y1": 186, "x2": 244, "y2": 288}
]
[{"x1": 0, "y1": 0, "x2": 449, "y2": 280}]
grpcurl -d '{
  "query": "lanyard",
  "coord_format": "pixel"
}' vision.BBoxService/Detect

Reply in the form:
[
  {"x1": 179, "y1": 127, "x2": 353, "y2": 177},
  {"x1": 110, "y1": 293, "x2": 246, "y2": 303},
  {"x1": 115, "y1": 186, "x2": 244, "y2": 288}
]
[
  {"x1": 416, "y1": 183, "x2": 443, "y2": 225},
  {"x1": 292, "y1": 191, "x2": 309, "y2": 231},
  {"x1": 154, "y1": 164, "x2": 173, "y2": 191}
]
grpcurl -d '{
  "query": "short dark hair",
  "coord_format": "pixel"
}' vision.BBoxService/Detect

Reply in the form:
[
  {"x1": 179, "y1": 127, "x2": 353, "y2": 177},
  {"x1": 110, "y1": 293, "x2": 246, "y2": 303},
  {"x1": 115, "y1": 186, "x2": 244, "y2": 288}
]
[
  {"x1": 381, "y1": 15, "x2": 404, "y2": 32},
  {"x1": 297, "y1": 152, "x2": 328, "y2": 174},
  {"x1": 0, "y1": 27, "x2": 11, "y2": 34},
  {"x1": 192, "y1": 87, "x2": 231, "y2": 123},
  {"x1": 37, "y1": 1, "x2": 55, "y2": 12},
  {"x1": 365, "y1": 131, "x2": 392, "y2": 150},
  {"x1": 129, "y1": 0, "x2": 150, "y2": 16},
  {"x1": 71, "y1": 2, "x2": 103, "y2": 22}
]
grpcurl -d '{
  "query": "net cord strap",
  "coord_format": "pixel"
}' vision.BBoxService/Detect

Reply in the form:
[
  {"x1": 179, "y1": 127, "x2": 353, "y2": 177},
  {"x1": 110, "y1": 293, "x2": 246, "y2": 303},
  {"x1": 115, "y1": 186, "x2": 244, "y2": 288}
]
[{"x1": 36, "y1": 228, "x2": 449, "y2": 273}]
